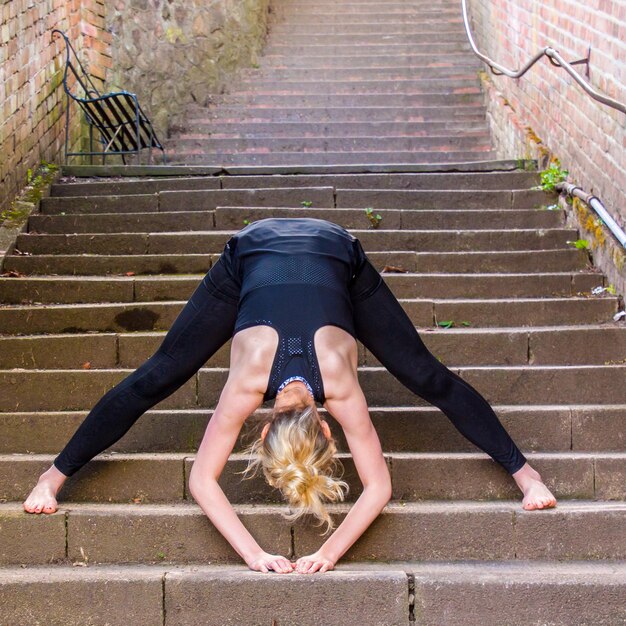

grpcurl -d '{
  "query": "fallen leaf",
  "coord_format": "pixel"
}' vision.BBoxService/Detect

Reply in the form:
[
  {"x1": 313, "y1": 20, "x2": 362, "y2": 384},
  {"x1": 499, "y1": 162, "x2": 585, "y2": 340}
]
[
  {"x1": 381, "y1": 265, "x2": 409, "y2": 273},
  {"x1": 82, "y1": 362, "x2": 91, "y2": 369},
  {"x1": 125, "y1": 271, "x2": 135, "y2": 276},
  {"x1": 0, "y1": 270, "x2": 25, "y2": 278}
]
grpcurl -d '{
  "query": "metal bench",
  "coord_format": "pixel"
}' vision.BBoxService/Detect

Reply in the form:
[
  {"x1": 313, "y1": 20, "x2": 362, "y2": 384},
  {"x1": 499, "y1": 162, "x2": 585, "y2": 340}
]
[{"x1": 52, "y1": 29, "x2": 166, "y2": 164}]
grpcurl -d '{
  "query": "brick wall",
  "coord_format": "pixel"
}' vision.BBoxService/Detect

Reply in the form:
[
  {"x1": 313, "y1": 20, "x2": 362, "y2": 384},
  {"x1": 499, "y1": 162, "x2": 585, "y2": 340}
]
[
  {"x1": 467, "y1": 0, "x2": 626, "y2": 296},
  {"x1": 0, "y1": 0, "x2": 111, "y2": 215},
  {"x1": 0, "y1": 0, "x2": 269, "y2": 216}
]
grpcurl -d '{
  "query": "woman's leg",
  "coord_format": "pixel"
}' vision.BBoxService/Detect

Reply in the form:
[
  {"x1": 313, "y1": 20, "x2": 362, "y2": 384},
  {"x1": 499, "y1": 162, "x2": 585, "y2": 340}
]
[
  {"x1": 25, "y1": 251, "x2": 241, "y2": 512},
  {"x1": 348, "y1": 244, "x2": 527, "y2": 475},
  {"x1": 52, "y1": 256, "x2": 240, "y2": 477}
]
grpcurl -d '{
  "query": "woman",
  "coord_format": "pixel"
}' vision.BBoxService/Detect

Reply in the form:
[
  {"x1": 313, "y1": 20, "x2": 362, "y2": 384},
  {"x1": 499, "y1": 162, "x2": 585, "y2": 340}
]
[{"x1": 23, "y1": 217, "x2": 557, "y2": 574}]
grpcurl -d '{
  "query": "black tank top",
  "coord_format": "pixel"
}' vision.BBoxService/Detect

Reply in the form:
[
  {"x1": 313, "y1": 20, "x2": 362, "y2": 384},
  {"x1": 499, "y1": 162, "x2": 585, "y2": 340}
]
[{"x1": 230, "y1": 218, "x2": 359, "y2": 403}]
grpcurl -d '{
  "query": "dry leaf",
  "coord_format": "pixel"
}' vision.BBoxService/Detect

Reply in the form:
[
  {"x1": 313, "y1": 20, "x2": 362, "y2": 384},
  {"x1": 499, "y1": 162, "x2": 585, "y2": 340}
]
[
  {"x1": 82, "y1": 362, "x2": 91, "y2": 369},
  {"x1": 125, "y1": 271, "x2": 135, "y2": 276},
  {"x1": 381, "y1": 265, "x2": 409, "y2": 274}
]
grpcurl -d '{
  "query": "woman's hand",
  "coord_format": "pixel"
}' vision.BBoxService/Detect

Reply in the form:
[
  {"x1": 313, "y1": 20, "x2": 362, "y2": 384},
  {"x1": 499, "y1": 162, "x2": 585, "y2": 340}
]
[
  {"x1": 294, "y1": 551, "x2": 335, "y2": 574},
  {"x1": 247, "y1": 551, "x2": 294, "y2": 574}
]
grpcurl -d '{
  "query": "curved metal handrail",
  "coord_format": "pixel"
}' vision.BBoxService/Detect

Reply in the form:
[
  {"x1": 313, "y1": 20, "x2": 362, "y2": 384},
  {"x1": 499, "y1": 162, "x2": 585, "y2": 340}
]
[{"x1": 461, "y1": 0, "x2": 626, "y2": 115}]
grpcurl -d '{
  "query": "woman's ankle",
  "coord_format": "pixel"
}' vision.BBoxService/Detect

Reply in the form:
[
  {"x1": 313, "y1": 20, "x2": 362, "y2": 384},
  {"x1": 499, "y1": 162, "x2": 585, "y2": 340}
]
[{"x1": 39, "y1": 464, "x2": 68, "y2": 490}]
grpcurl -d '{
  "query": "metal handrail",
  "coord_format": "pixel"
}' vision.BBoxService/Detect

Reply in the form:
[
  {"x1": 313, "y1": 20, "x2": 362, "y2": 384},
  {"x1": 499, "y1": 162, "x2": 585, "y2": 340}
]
[
  {"x1": 555, "y1": 182, "x2": 626, "y2": 250},
  {"x1": 461, "y1": 0, "x2": 626, "y2": 115}
]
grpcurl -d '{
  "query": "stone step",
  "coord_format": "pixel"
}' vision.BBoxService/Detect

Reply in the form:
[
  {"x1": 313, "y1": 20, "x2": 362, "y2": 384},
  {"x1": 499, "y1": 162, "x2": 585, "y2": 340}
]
[
  {"x1": 39, "y1": 186, "x2": 336, "y2": 214},
  {"x1": 239, "y1": 65, "x2": 482, "y2": 80},
  {"x1": 229, "y1": 76, "x2": 480, "y2": 93},
  {"x1": 0, "y1": 564, "x2": 410, "y2": 626},
  {"x1": 263, "y1": 32, "x2": 470, "y2": 44},
  {"x1": 1, "y1": 500, "x2": 624, "y2": 565},
  {"x1": 39, "y1": 188, "x2": 552, "y2": 215},
  {"x1": 14, "y1": 228, "x2": 580, "y2": 255},
  {"x1": 180, "y1": 120, "x2": 490, "y2": 138},
  {"x1": 0, "y1": 272, "x2": 602, "y2": 304},
  {"x1": 200, "y1": 105, "x2": 487, "y2": 122},
  {"x1": 268, "y1": 21, "x2": 467, "y2": 35},
  {"x1": 0, "y1": 295, "x2": 616, "y2": 335},
  {"x1": 2, "y1": 405, "x2": 624, "y2": 455},
  {"x1": 177, "y1": 120, "x2": 491, "y2": 137},
  {"x1": 261, "y1": 43, "x2": 473, "y2": 57},
  {"x1": 258, "y1": 52, "x2": 483, "y2": 68},
  {"x1": 166, "y1": 134, "x2": 492, "y2": 153},
  {"x1": 58, "y1": 160, "x2": 536, "y2": 176},
  {"x1": 166, "y1": 151, "x2": 498, "y2": 166},
  {"x1": 26, "y1": 207, "x2": 564, "y2": 235},
  {"x1": 49, "y1": 171, "x2": 540, "y2": 197},
  {"x1": 2, "y1": 561, "x2": 624, "y2": 626},
  {"x1": 3, "y1": 451, "x2": 624, "y2": 505},
  {"x1": 4, "y1": 324, "x2": 623, "y2": 371},
  {"x1": 1, "y1": 365, "x2": 625, "y2": 411},
  {"x1": 3, "y1": 248, "x2": 588, "y2": 276},
  {"x1": 215, "y1": 92, "x2": 483, "y2": 108}
]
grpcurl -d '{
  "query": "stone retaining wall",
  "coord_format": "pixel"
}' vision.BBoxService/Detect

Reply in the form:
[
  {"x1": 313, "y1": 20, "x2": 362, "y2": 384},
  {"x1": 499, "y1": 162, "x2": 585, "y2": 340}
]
[
  {"x1": 0, "y1": 0, "x2": 270, "y2": 217},
  {"x1": 105, "y1": 0, "x2": 271, "y2": 137}
]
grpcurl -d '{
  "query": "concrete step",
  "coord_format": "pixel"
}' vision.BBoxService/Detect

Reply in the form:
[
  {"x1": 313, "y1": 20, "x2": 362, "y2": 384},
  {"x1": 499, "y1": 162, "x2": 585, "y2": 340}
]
[
  {"x1": 165, "y1": 151, "x2": 498, "y2": 166},
  {"x1": 268, "y1": 21, "x2": 467, "y2": 35},
  {"x1": 215, "y1": 92, "x2": 483, "y2": 108},
  {"x1": 1, "y1": 365, "x2": 625, "y2": 411},
  {"x1": 3, "y1": 452, "x2": 624, "y2": 504},
  {"x1": 167, "y1": 134, "x2": 492, "y2": 153},
  {"x1": 179, "y1": 121, "x2": 491, "y2": 138},
  {"x1": 262, "y1": 33, "x2": 470, "y2": 46},
  {"x1": 39, "y1": 186, "x2": 336, "y2": 214},
  {"x1": 2, "y1": 561, "x2": 624, "y2": 626},
  {"x1": 261, "y1": 43, "x2": 473, "y2": 57},
  {"x1": 6, "y1": 561, "x2": 626, "y2": 626},
  {"x1": 200, "y1": 104, "x2": 487, "y2": 122},
  {"x1": 38, "y1": 189, "x2": 553, "y2": 216},
  {"x1": 3, "y1": 324, "x2": 623, "y2": 371},
  {"x1": 257, "y1": 52, "x2": 483, "y2": 68},
  {"x1": 0, "y1": 271, "x2": 603, "y2": 304},
  {"x1": 14, "y1": 228, "x2": 580, "y2": 255},
  {"x1": 177, "y1": 120, "x2": 491, "y2": 137},
  {"x1": 238, "y1": 65, "x2": 482, "y2": 80},
  {"x1": 58, "y1": 160, "x2": 536, "y2": 176},
  {"x1": 231, "y1": 76, "x2": 481, "y2": 93},
  {"x1": 1, "y1": 500, "x2": 624, "y2": 565},
  {"x1": 3, "y1": 248, "x2": 589, "y2": 276},
  {"x1": 0, "y1": 295, "x2": 616, "y2": 335},
  {"x1": 2, "y1": 405, "x2": 624, "y2": 455},
  {"x1": 212, "y1": 207, "x2": 561, "y2": 229},
  {"x1": 0, "y1": 564, "x2": 411, "y2": 626},
  {"x1": 49, "y1": 171, "x2": 541, "y2": 197}
]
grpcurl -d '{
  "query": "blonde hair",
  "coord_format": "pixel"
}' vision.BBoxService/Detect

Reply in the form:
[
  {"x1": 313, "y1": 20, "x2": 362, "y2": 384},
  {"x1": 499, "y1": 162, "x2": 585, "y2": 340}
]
[{"x1": 242, "y1": 405, "x2": 348, "y2": 534}]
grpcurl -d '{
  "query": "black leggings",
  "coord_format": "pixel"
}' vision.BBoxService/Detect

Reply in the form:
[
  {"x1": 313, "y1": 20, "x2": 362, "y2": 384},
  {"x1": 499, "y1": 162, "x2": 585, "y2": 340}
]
[{"x1": 54, "y1": 243, "x2": 527, "y2": 477}]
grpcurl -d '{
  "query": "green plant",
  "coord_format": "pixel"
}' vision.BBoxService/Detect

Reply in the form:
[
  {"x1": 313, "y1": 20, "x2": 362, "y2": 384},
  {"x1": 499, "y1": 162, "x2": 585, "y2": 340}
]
[
  {"x1": 566, "y1": 239, "x2": 589, "y2": 249},
  {"x1": 301, "y1": 200, "x2": 313, "y2": 208},
  {"x1": 365, "y1": 207, "x2": 382, "y2": 228},
  {"x1": 539, "y1": 161, "x2": 569, "y2": 191},
  {"x1": 437, "y1": 320, "x2": 471, "y2": 329},
  {"x1": 243, "y1": 219, "x2": 250, "y2": 226}
]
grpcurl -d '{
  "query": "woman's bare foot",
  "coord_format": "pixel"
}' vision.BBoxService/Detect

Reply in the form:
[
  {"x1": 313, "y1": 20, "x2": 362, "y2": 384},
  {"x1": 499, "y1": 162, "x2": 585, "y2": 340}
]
[
  {"x1": 23, "y1": 464, "x2": 68, "y2": 514},
  {"x1": 512, "y1": 462, "x2": 557, "y2": 510}
]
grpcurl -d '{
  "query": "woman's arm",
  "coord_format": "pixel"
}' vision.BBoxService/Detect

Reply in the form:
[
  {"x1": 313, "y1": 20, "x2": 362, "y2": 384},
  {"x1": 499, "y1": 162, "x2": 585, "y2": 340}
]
[
  {"x1": 295, "y1": 379, "x2": 392, "y2": 573},
  {"x1": 188, "y1": 380, "x2": 293, "y2": 574}
]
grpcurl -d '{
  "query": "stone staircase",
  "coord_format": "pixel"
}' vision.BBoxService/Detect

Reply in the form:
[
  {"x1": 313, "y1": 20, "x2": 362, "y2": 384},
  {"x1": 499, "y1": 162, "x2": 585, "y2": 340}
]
[
  {"x1": 2, "y1": 0, "x2": 626, "y2": 623},
  {"x1": 165, "y1": 0, "x2": 494, "y2": 165},
  {"x1": 1, "y1": 167, "x2": 625, "y2": 624}
]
